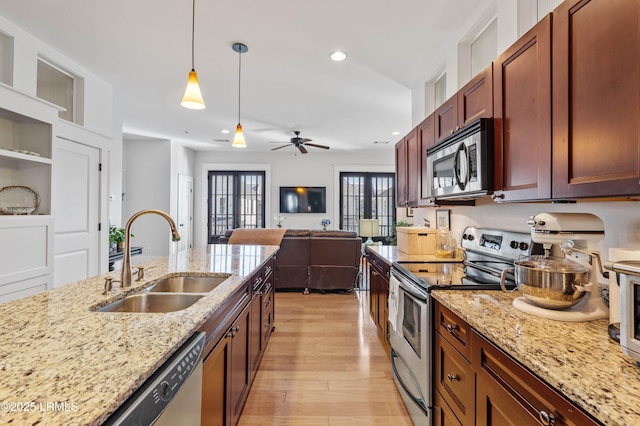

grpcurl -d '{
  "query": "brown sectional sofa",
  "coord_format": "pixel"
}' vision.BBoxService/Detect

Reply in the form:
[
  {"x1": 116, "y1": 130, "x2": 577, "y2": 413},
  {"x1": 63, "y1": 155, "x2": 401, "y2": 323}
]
[{"x1": 220, "y1": 229, "x2": 362, "y2": 292}]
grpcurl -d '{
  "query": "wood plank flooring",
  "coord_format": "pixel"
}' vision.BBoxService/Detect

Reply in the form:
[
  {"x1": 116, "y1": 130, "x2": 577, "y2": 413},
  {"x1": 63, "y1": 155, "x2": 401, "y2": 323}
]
[{"x1": 238, "y1": 291, "x2": 412, "y2": 426}]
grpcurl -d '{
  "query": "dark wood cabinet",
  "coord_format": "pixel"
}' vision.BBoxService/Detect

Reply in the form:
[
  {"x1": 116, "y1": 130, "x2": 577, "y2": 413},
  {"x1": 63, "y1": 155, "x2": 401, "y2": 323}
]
[
  {"x1": 367, "y1": 249, "x2": 390, "y2": 356},
  {"x1": 434, "y1": 303, "x2": 474, "y2": 426},
  {"x1": 458, "y1": 64, "x2": 493, "y2": 128},
  {"x1": 202, "y1": 332, "x2": 230, "y2": 426},
  {"x1": 201, "y1": 257, "x2": 275, "y2": 426},
  {"x1": 433, "y1": 300, "x2": 601, "y2": 426},
  {"x1": 434, "y1": 97, "x2": 459, "y2": 143},
  {"x1": 395, "y1": 128, "x2": 420, "y2": 207},
  {"x1": 434, "y1": 64, "x2": 494, "y2": 144},
  {"x1": 201, "y1": 302, "x2": 250, "y2": 426},
  {"x1": 433, "y1": 389, "x2": 462, "y2": 426},
  {"x1": 492, "y1": 14, "x2": 552, "y2": 202},
  {"x1": 472, "y1": 330, "x2": 600, "y2": 426},
  {"x1": 395, "y1": 138, "x2": 408, "y2": 207},
  {"x1": 552, "y1": 0, "x2": 640, "y2": 199},
  {"x1": 418, "y1": 114, "x2": 437, "y2": 204},
  {"x1": 249, "y1": 258, "x2": 274, "y2": 382}
]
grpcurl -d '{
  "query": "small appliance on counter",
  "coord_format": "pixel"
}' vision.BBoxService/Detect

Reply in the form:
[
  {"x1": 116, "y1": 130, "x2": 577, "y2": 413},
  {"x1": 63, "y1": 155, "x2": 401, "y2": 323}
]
[
  {"x1": 605, "y1": 248, "x2": 640, "y2": 342},
  {"x1": 508, "y1": 212, "x2": 609, "y2": 322},
  {"x1": 604, "y1": 257, "x2": 640, "y2": 366}
]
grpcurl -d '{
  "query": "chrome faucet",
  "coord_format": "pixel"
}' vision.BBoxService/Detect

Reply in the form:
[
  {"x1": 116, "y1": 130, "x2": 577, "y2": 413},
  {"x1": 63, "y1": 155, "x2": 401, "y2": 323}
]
[{"x1": 121, "y1": 209, "x2": 181, "y2": 288}]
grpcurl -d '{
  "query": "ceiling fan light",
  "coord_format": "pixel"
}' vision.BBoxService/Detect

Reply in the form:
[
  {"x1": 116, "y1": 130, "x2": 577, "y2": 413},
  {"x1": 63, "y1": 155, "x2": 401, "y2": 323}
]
[
  {"x1": 232, "y1": 123, "x2": 247, "y2": 148},
  {"x1": 181, "y1": 70, "x2": 206, "y2": 109}
]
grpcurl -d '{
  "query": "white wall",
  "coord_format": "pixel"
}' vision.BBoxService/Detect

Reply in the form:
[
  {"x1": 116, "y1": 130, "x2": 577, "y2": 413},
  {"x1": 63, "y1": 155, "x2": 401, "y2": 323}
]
[
  {"x1": 193, "y1": 150, "x2": 395, "y2": 247},
  {"x1": 410, "y1": 199, "x2": 640, "y2": 284},
  {"x1": 122, "y1": 138, "x2": 171, "y2": 260},
  {"x1": 169, "y1": 143, "x2": 195, "y2": 220}
]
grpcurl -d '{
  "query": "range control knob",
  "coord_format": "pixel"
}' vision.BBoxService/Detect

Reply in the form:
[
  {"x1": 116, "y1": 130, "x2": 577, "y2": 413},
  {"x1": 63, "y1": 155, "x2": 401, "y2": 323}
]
[
  {"x1": 510, "y1": 240, "x2": 519, "y2": 249},
  {"x1": 462, "y1": 234, "x2": 468, "y2": 240},
  {"x1": 467, "y1": 234, "x2": 475, "y2": 241},
  {"x1": 519, "y1": 242, "x2": 529, "y2": 251}
]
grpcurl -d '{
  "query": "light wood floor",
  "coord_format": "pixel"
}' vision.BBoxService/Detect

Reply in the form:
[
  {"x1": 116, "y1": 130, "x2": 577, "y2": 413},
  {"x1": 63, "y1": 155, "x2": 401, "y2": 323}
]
[{"x1": 238, "y1": 291, "x2": 412, "y2": 426}]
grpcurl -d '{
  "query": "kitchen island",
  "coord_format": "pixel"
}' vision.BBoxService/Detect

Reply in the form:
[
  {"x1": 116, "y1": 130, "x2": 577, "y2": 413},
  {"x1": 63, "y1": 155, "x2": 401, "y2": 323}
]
[
  {"x1": 0, "y1": 244, "x2": 278, "y2": 425},
  {"x1": 432, "y1": 290, "x2": 640, "y2": 426}
]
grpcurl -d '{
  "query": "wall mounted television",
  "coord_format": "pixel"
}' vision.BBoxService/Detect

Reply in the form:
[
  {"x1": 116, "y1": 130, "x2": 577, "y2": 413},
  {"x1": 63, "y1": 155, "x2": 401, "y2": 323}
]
[{"x1": 279, "y1": 186, "x2": 326, "y2": 213}]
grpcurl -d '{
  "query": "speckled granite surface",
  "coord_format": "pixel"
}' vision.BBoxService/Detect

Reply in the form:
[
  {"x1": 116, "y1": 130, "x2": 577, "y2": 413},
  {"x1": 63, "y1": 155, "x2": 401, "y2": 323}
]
[
  {"x1": 0, "y1": 244, "x2": 278, "y2": 426},
  {"x1": 367, "y1": 245, "x2": 463, "y2": 264},
  {"x1": 432, "y1": 290, "x2": 640, "y2": 426}
]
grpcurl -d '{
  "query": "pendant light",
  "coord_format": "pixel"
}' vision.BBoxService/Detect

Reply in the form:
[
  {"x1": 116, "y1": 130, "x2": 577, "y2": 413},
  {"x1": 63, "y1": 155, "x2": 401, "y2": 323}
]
[
  {"x1": 232, "y1": 43, "x2": 248, "y2": 148},
  {"x1": 181, "y1": 0, "x2": 206, "y2": 109}
]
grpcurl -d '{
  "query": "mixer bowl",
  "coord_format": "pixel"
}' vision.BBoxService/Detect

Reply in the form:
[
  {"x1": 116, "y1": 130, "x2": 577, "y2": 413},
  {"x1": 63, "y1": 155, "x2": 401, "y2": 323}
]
[{"x1": 512, "y1": 255, "x2": 591, "y2": 310}]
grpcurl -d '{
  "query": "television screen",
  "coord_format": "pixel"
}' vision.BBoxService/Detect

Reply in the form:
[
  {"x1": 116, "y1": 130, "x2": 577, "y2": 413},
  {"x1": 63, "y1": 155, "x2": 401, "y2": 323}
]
[{"x1": 279, "y1": 186, "x2": 326, "y2": 213}]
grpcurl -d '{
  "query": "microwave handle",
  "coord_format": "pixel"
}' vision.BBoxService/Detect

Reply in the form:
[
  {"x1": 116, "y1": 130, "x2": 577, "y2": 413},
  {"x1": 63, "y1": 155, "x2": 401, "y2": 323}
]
[{"x1": 452, "y1": 142, "x2": 469, "y2": 190}]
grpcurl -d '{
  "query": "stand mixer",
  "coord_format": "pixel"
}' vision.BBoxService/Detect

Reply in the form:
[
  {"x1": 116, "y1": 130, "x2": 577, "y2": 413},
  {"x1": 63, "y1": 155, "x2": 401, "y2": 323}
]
[{"x1": 514, "y1": 212, "x2": 610, "y2": 321}]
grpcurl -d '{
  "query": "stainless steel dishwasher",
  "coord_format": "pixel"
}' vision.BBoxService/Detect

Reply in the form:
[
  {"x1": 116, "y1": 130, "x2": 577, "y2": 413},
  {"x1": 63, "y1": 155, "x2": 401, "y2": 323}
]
[{"x1": 104, "y1": 331, "x2": 205, "y2": 426}]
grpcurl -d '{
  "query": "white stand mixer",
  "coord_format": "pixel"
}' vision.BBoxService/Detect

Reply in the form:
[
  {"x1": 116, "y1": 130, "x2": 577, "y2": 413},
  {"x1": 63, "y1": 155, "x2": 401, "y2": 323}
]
[{"x1": 513, "y1": 212, "x2": 610, "y2": 322}]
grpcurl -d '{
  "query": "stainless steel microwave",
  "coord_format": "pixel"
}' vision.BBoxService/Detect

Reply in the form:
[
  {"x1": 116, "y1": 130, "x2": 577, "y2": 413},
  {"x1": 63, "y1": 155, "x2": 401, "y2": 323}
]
[{"x1": 426, "y1": 118, "x2": 493, "y2": 199}]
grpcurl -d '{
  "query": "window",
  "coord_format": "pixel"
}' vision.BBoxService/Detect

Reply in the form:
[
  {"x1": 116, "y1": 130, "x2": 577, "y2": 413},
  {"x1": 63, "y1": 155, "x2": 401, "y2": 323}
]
[
  {"x1": 208, "y1": 171, "x2": 265, "y2": 243},
  {"x1": 36, "y1": 58, "x2": 84, "y2": 124},
  {"x1": 340, "y1": 172, "x2": 395, "y2": 238},
  {"x1": 434, "y1": 72, "x2": 447, "y2": 108},
  {"x1": 0, "y1": 31, "x2": 13, "y2": 86},
  {"x1": 471, "y1": 19, "x2": 497, "y2": 77}
]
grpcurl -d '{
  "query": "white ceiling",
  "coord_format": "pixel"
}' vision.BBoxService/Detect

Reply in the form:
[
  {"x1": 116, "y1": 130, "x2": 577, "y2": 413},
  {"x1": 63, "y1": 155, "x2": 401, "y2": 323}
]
[{"x1": 0, "y1": 0, "x2": 483, "y2": 153}]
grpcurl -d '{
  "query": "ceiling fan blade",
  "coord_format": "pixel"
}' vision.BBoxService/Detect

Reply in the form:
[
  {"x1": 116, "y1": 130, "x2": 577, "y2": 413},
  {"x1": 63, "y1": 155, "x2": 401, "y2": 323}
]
[
  {"x1": 271, "y1": 144, "x2": 291, "y2": 151},
  {"x1": 298, "y1": 144, "x2": 308, "y2": 154},
  {"x1": 304, "y1": 143, "x2": 330, "y2": 150}
]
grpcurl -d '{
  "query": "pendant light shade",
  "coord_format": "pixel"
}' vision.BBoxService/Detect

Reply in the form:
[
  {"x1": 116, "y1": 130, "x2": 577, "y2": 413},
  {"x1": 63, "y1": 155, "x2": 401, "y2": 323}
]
[
  {"x1": 232, "y1": 42, "x2": 248, "y2": 148},
  {"x1": 181, "y1": 0, "x2": 205, "y2": 109},
  {"x1": 232, "y1": 123, "x2": 247, "y2": 148},
  {"x1": 181, "y1": 69, "x2": 205, "y2": 109}
]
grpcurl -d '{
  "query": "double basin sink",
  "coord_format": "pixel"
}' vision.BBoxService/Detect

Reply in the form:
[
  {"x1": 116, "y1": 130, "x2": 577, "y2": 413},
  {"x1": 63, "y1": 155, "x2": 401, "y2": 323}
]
[{"x1": 96, "y1": 274, "x2": 231, "y2": 313}]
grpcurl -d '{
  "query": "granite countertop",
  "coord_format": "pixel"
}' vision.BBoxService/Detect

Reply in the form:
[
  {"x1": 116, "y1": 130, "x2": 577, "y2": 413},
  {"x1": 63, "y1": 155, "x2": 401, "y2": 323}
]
[
  {"x1": 432, "y1": 290, "x2": 640, "y2": 426},
  {"x1": 0, "y1": 244, "x2": 278, "y2": 426},
  {"x1": 366, "y1": 245, "x2": 463, "y2": 264}
]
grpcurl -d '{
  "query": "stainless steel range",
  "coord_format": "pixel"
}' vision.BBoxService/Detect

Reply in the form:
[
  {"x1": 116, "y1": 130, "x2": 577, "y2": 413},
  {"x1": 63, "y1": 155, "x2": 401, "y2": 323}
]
[{"x1": 389, "y1": 226, "x2": 543, "y2": 425}]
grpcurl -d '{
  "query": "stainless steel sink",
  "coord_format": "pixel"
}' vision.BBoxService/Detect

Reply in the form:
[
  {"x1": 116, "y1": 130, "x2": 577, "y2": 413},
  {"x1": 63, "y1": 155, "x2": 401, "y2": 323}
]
[
  {"x1": 145, "y1": 274, "x2": 231, "y2": 293},
  {"x1": 97, "y1": 293, "x2": 203, "y2": 313}
]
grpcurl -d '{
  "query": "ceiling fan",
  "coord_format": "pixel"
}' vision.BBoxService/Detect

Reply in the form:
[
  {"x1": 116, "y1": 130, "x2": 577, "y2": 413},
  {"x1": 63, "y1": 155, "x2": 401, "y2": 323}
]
[{"x1": 270, "y1": 131, "x2": 330, "y2": 154}]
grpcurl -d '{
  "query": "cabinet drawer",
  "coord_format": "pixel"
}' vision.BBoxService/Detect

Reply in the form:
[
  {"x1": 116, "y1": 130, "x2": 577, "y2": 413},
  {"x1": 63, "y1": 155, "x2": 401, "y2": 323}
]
[
  {"x1": 368, "y1": 252, "x2": 390, "y2": 276},
  {"x1": 435, "y1": 302, "x2": 471, "y2": 360},
  {"x1": 471, "y1": 330, "x2": 600, "y2": 426},
  {"x1": 435, "y1": 332, "x2": 475, "y2": 426},
  {"x1": 433, "y1": 388, "x2": 462, "y2": 426}
]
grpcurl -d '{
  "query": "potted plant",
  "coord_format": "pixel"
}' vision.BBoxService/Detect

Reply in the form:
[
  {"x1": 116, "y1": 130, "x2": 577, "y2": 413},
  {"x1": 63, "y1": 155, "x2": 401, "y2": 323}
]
[
  {"x1": 109, "y1": 226, "x2": 133, "y2": 251},
  {"x1": 386, "y1": 221, "x2": 412, "y2": 245}
]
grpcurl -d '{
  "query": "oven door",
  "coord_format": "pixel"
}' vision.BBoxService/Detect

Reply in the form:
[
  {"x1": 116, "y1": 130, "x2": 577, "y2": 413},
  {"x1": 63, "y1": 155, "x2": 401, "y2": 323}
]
[{"x1": 389, "y1": 273, "x2": 430, "y2": 421}]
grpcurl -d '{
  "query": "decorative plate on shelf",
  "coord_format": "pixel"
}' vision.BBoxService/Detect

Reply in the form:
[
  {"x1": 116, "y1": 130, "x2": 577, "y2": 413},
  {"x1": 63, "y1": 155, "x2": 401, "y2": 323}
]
[{"x1": 0, "y1": 186, "x2": 40, "y2": 215}]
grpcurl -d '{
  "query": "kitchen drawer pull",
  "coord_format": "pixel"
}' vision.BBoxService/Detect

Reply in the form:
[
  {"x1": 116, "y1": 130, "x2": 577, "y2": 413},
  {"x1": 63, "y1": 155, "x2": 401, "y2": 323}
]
[
  {"x1": 444, "y1": 323, "x2": 459, "y2": 333},
  {"x1": 446, "y1": 373, "x2": 459, "y2": 382},
  {"x1": 539, "y1": 410, "x2": 556, "y2": 425}
]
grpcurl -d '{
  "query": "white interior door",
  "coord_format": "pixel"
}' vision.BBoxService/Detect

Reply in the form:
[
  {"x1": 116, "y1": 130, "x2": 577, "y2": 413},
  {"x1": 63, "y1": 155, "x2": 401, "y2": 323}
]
[
  {"x1": 52, "y1": 138, "x2": 100, "y2": 287},
  {"x1": 177, "y1": 174, "x2": 193, "y2": 251}
]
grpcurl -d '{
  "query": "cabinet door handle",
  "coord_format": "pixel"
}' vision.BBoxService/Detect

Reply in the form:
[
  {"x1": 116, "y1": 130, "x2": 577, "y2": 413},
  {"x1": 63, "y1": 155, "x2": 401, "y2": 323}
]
[
  {"x1": 444, "y1": 323, "x2": 459, "y2": 334},
  {"x1": 446, "y1": 373, "x2": 459, "y2": 382},
  {"x1": 539, "y1": 411, "x2": 556, "y2": 426},
  {"x1": 491, "y1": 192, "x2": 505, "y2": 201}
]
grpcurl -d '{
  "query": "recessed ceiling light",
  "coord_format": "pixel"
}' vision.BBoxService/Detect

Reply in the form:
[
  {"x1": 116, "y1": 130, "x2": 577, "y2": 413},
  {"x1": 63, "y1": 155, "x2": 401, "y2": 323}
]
[
  {"x1": 330, "y1": 51, "x2": 347, "y2": 62},
  {"x1": 221, "y1": 129, "x2": 230, "y2": 134},
  {"x1": 391, "y1": 131, "x2": 400, "y2": 136},
  {"x1": 373, "y1": 141, "x2": 390, "y2": 144}
]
